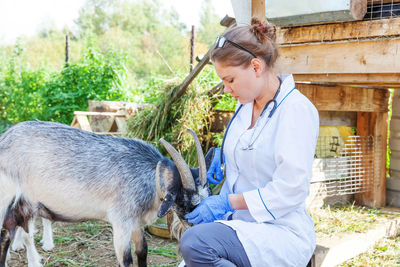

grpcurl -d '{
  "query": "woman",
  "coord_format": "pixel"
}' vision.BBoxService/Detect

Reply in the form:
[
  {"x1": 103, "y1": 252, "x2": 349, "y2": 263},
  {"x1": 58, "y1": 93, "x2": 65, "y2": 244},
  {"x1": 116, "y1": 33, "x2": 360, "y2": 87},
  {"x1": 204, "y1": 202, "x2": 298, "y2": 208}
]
[{"x1": 180, "y1": 18, "x2": 319, "y2": 267}]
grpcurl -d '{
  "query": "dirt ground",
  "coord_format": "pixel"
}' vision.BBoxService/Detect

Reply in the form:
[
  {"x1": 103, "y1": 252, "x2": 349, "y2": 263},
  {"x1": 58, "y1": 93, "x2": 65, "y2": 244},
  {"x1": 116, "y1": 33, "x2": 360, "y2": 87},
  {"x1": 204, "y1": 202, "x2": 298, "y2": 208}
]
[{"x1": 8, "y1": 220, "x2": 180, "y2": 267}]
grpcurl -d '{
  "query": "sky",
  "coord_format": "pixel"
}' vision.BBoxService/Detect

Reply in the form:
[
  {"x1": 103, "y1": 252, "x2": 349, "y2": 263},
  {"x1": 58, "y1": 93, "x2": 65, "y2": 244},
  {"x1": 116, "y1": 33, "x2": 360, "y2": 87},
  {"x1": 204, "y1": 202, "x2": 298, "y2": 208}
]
[{"x1": 0, "y1": 0, "x2": 234, "y2": 45}]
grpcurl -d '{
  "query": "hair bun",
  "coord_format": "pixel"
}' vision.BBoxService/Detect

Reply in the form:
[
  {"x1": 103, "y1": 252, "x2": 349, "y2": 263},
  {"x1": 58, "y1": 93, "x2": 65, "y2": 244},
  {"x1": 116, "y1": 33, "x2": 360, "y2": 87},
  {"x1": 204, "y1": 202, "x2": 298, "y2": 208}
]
[{"x1": 250, "y1": 17, "x2": 276, "y2": 43}]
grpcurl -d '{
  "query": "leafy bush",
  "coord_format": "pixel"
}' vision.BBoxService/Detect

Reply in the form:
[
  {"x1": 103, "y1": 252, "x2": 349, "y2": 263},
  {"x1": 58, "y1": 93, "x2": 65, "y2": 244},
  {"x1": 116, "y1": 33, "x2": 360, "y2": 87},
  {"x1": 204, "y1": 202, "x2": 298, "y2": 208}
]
[
  {"x1": 41, "y1": 45, "x2": 130, "y2": 124},
  {"x1": 0, "y1": 42, "x2": 130, "y2": 127},
  {"x1": 214, "y1": 93, "x2": 236, "y2": 111}
]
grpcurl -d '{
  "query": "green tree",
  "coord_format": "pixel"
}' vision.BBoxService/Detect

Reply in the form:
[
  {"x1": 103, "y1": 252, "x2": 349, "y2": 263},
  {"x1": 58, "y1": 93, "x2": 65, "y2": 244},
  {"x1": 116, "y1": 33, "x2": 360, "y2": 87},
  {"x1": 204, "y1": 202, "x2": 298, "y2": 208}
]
[
  {"x1": 75, "y1": 0, "x2": 114, "y2": 36},
  {"x1": 198, "y1": 0, "x2": 225, "y2": 47},
  {"x1": 75, "y1": 0, "x2": 188, "y2": 77}
]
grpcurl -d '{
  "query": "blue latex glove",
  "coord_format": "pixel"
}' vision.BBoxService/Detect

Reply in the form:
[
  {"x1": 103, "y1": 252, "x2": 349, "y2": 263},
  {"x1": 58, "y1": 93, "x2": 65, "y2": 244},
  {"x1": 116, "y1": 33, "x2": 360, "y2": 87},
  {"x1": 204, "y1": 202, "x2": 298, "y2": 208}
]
[
  {"x1": 184, "y1": 194, "x2": 233, "y2": 225},
  {"x1": 206, "y1": 147, "x2": 224, "y2": 184}
]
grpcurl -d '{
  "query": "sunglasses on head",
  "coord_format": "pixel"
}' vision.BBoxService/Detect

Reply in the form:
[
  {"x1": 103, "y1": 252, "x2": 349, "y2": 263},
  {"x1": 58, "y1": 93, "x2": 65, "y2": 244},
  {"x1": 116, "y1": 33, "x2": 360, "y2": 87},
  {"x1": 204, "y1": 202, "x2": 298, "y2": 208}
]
[{"x1": 215, "y1": 36, "x2": 257, "y2": 58}]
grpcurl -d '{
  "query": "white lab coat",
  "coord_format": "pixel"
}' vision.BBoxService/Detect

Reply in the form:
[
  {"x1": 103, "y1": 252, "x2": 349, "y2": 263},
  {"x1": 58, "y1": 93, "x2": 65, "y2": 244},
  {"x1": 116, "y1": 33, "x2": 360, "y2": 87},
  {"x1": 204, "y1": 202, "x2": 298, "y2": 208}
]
[{"x1": 218, "y1": 74, "x2": 319, "y2": 267}]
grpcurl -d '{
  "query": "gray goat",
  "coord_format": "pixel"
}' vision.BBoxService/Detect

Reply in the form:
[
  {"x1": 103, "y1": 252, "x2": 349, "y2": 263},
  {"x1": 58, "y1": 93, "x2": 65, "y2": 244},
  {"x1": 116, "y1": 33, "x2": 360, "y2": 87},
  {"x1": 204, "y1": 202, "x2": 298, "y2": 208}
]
[{"x1": 0, "y1": 121, "x2": 212, "y2": 267}]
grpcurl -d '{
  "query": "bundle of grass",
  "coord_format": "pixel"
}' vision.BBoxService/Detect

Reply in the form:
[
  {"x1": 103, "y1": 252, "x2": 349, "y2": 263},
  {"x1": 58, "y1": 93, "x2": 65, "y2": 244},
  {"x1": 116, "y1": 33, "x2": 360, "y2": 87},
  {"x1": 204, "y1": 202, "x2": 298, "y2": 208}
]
[{"x1": 127, "y1": 76, "x2": 215, "y2": 167}]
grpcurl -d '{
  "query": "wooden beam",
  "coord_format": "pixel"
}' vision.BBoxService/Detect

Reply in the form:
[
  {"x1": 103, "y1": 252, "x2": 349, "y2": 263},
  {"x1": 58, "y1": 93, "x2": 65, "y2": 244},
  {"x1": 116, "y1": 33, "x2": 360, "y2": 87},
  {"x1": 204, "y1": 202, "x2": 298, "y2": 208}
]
[
  {"x1": 276, "y1": 38, "x2": 400, "y2": 74},
  {"x1": 174, "y1": 49, "x2": 211, "y2": 103},
  {"x1": 355, "y1": 111, "x2": 388, "y2": 207},
  {"x1": 319, "y1": 111, "x2": 357, "y2": 126},
  {"x1": 73, "y1": 111, "x2": 126, "y2": 117},
  {"x1": 73, "y1": 114, "x2": 92, "y2": 132},
  {"x1": 277, "y1": 17, "x2": 400, "y2": 45},
  {"x1": 252, "y1": 0, "x2": 265, "y2": 21},
  {"x1": 267, "y1": 0, "x2": 367, "y2": 26},
  {"x1": 351, "y1": 0, "x2": 368, "y2": 19},
  {"x1": 296, "y1": 83, "x2": 390, "y2": 112},
  {"x1": 293, "y1": 73, "x2": 400, "y2": 87},
  {"x1": 220, "y1": 15, "x2": 236, "y2": 27},
  {"x1": 368, "y1": 0, "x2": 400, "y2": 4}
]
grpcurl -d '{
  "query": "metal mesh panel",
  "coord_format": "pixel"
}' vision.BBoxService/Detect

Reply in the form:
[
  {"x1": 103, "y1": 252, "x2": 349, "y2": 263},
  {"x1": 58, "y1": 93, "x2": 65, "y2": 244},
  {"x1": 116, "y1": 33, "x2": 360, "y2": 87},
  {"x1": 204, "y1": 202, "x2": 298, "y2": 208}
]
[
  {"x1": 365, "y1": 0, "x2": 400, "y2": 20},
  {"x1": 310, "y1": 136, "x2": 381, "y2": 199}
]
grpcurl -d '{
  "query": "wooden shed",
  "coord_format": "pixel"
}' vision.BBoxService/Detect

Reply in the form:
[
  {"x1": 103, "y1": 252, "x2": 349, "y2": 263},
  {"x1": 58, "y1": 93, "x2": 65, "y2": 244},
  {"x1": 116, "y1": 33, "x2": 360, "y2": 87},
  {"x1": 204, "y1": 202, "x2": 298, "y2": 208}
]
[{"x1": 246, "y1": 0, "x2": 399, "y2": 208}]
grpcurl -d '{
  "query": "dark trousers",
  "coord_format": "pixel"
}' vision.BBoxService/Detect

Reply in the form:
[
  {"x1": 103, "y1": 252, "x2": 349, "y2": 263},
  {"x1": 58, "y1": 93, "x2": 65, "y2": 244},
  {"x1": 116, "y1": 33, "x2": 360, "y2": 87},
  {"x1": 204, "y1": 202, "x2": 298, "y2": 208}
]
[{"x1": 180, "y1": 222, "x2": 251, "y2": 267}]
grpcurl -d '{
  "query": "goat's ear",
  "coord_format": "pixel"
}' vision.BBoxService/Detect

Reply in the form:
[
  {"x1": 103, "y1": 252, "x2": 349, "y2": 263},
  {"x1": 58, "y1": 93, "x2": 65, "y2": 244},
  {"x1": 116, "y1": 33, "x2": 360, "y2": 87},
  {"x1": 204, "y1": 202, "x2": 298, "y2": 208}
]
[
  {"x1": 157, "y1": 193, "x2": 176, "y2": 218},
  {"x1": 156, "y1": 159, "x2": 177, "y2": 195},
  {"x1": 205, "y1": 147, "x2": 215, "y2": 171}
]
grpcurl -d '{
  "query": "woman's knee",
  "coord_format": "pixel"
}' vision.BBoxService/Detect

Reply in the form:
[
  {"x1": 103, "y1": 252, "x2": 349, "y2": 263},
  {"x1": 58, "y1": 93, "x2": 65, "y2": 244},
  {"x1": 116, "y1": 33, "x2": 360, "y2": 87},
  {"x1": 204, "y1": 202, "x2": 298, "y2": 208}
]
[{"x1": 180, "y1": 225, "x2": 201, "y2": 257}]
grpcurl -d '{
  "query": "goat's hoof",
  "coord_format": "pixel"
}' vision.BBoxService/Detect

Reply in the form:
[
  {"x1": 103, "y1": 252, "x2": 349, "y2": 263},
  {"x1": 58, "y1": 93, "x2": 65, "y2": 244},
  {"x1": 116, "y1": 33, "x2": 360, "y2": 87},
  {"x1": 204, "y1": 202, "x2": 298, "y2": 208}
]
[
  {"x1": 28, "y1": 261, "x2": 42, "y2": 267},
  {"x1": 11, "y1": 242, "x2": 24, "y2": 251},
  {"x1": 41, "y1": 242, "x2": 54, "y2": 251}
]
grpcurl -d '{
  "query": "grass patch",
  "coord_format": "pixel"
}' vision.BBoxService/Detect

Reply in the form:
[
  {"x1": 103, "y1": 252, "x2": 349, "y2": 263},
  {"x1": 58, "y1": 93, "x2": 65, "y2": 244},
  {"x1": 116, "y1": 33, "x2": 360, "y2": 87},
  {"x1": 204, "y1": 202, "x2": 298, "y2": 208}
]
[
  {"x1": 311, "y1": 204, "x2": 400, "y2": 266},
  {"x1": 311, "y1": 203, "x2": 399, "y2": 238},
  {"x1": 340, "y1": 236, "x2": 400, "y2": 266},
  {"x1": 148, "y1": 247, "x2": 177, "y2": 258},
  {"x1": 10, "y1": 220, "x2": 180, "y2": 267},
  {"x1": 9, "y1": 204, "x2": 399, "y2": 266}
]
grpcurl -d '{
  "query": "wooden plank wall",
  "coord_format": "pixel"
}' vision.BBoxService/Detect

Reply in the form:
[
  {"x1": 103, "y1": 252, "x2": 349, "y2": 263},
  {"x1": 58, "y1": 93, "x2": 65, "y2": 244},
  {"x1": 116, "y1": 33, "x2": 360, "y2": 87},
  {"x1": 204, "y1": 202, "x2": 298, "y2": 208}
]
[
  {"x1": 296, "y1": 84, "x2": 389, "y2": 112},
  {"x1": 276, "y1": 18, "x2": 400, "y2": 87}
]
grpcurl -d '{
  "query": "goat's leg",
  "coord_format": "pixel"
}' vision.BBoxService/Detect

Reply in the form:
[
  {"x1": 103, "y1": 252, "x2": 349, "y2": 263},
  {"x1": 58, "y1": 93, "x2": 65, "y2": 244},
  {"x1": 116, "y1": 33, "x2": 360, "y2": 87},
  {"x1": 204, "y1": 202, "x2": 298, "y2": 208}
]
[
  {"x1": 11, "y1": 226, "x2": 24, "y2": 251},
  {"x1": 131, "y1": 229, "x2": 147, "y2": 267},
  {"x1": 21, "y1": 219, "x2": 42, "y2": 267},
  {"x1": 0, "y1": 229, "x2": 11, "y2": 267},
  {"x1": 40, "y1": 218, "x2": 54, "y2": 251},
  {"x1": 111, "y1": 222, "x2": 134, "y2": 267},
  {"x1": 5, "y1": 245, "x2": 10, "y2": 267},
  {"x1": 0, "y1": 200, "x2": 17, "y2": 267}
]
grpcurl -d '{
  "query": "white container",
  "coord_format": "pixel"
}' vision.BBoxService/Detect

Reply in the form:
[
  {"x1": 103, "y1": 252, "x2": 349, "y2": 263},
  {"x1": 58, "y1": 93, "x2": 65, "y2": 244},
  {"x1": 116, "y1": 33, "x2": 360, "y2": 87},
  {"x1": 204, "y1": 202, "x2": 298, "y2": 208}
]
[{"x1": 231, "y1": 0, "x2": 252, "y2": 26}]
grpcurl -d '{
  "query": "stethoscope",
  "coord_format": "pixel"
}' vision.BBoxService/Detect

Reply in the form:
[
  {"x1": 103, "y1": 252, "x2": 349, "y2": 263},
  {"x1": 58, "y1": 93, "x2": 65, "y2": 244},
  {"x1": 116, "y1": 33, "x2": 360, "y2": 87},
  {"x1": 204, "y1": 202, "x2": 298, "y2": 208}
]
[{"x1": 220, "y1": 80, "x2": 295, "y2": 173}]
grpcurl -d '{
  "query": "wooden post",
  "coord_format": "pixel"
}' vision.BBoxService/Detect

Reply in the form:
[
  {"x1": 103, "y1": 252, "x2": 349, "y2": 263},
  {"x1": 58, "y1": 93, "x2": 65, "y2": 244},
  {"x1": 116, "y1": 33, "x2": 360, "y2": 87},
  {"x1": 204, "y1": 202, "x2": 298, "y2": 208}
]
[
  {"x1": 251, "y1": 0, "x2": 265, "y2": 21},
  {"x1": 190, "y1": 25, "x2": 195, "y2": 72},
  {"x1": 355, "y1": 89, "x2": 390, "y2": 207},
  {"x1": 65, "y1": 34, "x2": 69, "y2": 64}
]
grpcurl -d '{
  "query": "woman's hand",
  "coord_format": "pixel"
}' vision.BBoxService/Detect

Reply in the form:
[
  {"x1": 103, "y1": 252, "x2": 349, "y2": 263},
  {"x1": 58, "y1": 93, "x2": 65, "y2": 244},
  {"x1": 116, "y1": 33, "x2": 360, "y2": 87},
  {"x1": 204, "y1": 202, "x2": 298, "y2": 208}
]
[
  {"x1": 185, "y1": 194, "x2": 233, "y2": 225},
  {"x1": 206, "y1": 147, "x2": 224, "y2": 184}
]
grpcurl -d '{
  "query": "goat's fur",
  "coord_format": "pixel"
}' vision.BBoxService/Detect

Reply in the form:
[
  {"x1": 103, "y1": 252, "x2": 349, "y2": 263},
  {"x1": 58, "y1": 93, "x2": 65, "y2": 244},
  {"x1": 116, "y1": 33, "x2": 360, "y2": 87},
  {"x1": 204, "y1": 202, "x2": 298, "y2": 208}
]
[{"x1": 0, "y1": 121, "x2": 212, "y2": 267}]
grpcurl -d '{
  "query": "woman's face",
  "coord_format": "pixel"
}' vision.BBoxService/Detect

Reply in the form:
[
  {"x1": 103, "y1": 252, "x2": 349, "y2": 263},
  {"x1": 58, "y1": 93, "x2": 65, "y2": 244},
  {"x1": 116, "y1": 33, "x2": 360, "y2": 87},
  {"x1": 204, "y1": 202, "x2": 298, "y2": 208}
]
[{"x1": 214, "y1": 60, "x2": 263, "y2": 104}]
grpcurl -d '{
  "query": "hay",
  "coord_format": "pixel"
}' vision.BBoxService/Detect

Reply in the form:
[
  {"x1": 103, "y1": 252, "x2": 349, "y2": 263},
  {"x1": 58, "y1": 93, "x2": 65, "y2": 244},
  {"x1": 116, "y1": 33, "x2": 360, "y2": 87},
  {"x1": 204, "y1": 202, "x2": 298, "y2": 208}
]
[{"x1": 127, "y1": 78, "x2": 214, "y2": 166}]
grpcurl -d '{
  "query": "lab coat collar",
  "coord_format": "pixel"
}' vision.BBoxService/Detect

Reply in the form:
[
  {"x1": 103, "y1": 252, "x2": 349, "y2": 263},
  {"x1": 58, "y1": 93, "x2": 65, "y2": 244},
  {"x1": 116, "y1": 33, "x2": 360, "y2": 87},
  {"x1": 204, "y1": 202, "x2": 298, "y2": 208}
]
[{"x1": 276, "y1": 74, "x2": 295, "y2": 104}]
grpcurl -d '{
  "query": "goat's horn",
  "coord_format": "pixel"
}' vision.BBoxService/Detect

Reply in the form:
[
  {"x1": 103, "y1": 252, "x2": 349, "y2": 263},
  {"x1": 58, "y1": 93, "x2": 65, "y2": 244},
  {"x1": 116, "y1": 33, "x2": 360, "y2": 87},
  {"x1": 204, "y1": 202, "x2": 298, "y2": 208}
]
[
  {"x1": 186, "y1": 129, "x2": 207, "y2": 186},
  {"x1": 159, "y1": 138, "x2": 195, "y2": 191}
]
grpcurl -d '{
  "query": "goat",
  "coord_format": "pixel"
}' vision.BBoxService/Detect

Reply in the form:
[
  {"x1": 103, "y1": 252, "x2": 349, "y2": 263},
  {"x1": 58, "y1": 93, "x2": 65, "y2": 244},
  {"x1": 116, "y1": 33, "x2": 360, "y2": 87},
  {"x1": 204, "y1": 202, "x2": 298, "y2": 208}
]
[{"x1": 0, "y1": 121, "x2": 212, "y2": 267}]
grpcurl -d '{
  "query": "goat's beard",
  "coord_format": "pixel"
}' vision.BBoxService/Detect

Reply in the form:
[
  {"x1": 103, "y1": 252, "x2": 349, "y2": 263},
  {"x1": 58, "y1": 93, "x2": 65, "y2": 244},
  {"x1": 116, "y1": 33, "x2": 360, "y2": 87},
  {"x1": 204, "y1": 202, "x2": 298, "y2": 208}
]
[{"x1": 167, "y1": 211, "x2": 189, "y2": 240}]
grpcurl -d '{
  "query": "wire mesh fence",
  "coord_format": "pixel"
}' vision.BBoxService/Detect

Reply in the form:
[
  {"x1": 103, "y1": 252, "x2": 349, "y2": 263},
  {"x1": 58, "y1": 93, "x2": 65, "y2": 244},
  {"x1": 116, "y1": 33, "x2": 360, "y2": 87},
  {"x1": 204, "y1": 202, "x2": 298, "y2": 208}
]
[
  {"x1": 309, "y1": 136, "x2": 382, "y2": 202},
  {"x1": 365, "y1": 0, "x2": 400, "y2": 20}
]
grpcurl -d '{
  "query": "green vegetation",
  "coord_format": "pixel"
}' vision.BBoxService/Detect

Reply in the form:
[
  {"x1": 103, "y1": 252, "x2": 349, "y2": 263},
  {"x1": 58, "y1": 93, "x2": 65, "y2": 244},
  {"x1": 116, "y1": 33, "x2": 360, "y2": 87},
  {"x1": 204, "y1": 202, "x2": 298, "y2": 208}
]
[
  {"x1": 0, "y1": 41, "x2": 129, "y2": 125},
  {"x1": 127, "y1": 66, "x2": 223, "y2": 166},
  {"x1": 387, "y1": 89, "x2": 394, "y2": 177},
  {"x1": 311, "y1": 203, "x2": 399, "y2": 237},
  {"x1": 341, "y1": 236, "x2": 400, "y2": 266},
  {"x1": 9, "y1": 205, "x2": 398, "y2": 267},
  {"x1": 312, "y1": 204, "x2": 400, "y2": 266},
  {"x1": 0, "y1": 0, "x2": 228, "y2": 134},
  {"x1": 36, "y1": 220, "x2": 179, "y2": 267}
]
